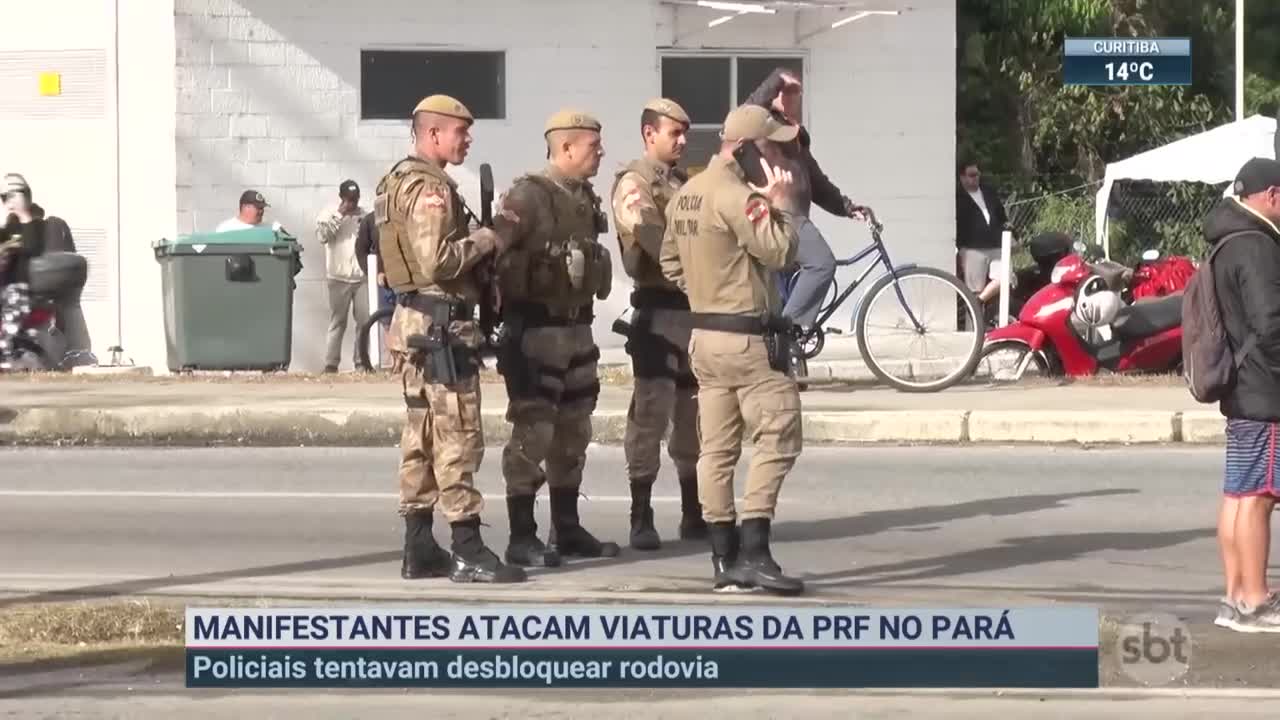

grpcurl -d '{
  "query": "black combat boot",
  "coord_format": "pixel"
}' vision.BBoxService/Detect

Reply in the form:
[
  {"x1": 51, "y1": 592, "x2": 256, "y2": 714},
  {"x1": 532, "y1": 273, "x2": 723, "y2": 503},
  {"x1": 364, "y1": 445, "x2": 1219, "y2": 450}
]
[
  {"x1": 548, "y1": 487, "x2": 621, "y2": 559},
  {"x1": 449, "y1": 517, "x2": 527, "y2": 584},
  {"x1": 504, "y1": 495, "x2": 562, "y2": 567},
  {"x1": 708, "y1": 521, "x2": 751, "y2": 591},
  {"x1": 678, "y1": 474, "x2": 708, "y2": 541},
  {"x1": 400, "y1": 512, "x2": 452, "y2": 579},
  {"x1": 629, "y1": 475, "x2": 661, "y2": 551},
  {"x1": 737, "y1": 518, "x2": 804, "y2": 595}
]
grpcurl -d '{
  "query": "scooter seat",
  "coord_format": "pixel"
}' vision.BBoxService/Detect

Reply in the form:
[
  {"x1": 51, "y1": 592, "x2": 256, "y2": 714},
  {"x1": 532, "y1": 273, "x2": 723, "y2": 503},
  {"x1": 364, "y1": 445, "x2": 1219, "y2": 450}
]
[{"x1": 1113, "y1": 293, "x2": 1182, "y2": 341}]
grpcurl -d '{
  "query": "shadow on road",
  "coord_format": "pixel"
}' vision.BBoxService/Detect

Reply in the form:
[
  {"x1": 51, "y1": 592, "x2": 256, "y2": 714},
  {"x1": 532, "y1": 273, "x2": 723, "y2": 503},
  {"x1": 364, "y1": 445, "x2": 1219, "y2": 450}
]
[
  {"x1": 0, "y1": 551, "x2": 399, "y2": 609},
  {"x1": 543, "y1": 488, "x2": 1141, "y2": 575},
  {"x1": 808, "y1": 527, "x2": 1215, "y2": 588}
]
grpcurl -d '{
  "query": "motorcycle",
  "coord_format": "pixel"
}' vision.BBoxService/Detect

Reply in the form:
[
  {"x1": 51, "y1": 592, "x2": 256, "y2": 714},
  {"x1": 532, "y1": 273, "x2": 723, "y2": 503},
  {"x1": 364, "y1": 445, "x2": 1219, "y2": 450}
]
[
  {"x1": 978, "y1": 244, "x2": 1190, "y2": 382},
  {"x1": 0, "y1": 252, "x2": 89, "y2": 371}
]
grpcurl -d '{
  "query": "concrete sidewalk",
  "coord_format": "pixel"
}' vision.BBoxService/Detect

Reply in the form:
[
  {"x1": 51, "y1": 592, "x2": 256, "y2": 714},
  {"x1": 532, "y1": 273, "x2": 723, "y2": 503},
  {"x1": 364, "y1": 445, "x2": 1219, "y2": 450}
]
[{"x1": 0, "y1": 373, "x2": 1225, "y2": 446}]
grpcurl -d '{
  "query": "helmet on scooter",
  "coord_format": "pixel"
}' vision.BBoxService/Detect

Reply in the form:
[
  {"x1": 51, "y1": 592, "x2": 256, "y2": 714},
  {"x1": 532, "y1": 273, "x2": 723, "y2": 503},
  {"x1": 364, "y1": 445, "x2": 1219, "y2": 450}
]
[{"x1": 1074, "y1": 282, "x2": 1123, "y2": 327}]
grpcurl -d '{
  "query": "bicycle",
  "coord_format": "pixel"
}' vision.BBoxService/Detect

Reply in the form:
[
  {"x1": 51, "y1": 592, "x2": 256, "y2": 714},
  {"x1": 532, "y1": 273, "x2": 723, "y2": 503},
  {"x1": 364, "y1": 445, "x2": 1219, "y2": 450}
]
[
  {"x1": 355, "y1": 305, "x2": 395, "y2": 373},
  {"x1": 780, "y1": 209, "x2": 984, "y2": 393}
]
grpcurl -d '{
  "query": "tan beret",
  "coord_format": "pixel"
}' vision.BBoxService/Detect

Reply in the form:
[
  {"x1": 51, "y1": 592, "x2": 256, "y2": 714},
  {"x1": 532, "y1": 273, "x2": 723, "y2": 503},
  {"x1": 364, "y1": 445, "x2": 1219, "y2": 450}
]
[
  {"x1": 722, "y1": 105, "x2": 798, "y2": 143},
  {"x1": 544, "y1": 108, "x2": 602, "y2": 136},
  {"x1": 413, "y1": 94, "x2": 474, "y2": 123},
  {"x1": 643, "y1": 98, "x2": 690, "y2": 126}
]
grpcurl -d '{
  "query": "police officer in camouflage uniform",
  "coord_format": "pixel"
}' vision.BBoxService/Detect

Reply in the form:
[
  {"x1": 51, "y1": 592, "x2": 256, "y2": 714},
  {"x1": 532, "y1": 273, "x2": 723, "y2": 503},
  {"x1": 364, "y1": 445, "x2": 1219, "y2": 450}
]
[
  {"x1": 660, "y1": 104, "x2": 805, "y2": 595},
  {"x1": 374, "y1": 94, "x2": 525, "y2": 584},
  {"x1": 492, "y1": 109, "x2": 620, "y2": 568},
  {"x1": 610, "y1": 98, "x2": 705, "y2": 550}
]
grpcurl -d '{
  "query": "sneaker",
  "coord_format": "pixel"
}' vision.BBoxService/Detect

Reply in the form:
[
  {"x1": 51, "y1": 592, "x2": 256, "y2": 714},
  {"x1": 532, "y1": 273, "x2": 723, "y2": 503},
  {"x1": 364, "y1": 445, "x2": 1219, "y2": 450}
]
[
  {"x1": 1214, "y1": 596, "x2": 1240, "y2": 629},
  {"x1": 1230, "y1": 593, "x2": 1280, "y2": 633}
]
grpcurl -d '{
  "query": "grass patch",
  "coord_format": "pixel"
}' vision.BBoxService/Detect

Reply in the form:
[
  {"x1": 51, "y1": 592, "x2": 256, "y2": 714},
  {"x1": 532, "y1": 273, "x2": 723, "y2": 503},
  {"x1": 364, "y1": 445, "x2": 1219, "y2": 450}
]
[{"x1": 0, "y1": 599, "x2": 184, "y2": 664}]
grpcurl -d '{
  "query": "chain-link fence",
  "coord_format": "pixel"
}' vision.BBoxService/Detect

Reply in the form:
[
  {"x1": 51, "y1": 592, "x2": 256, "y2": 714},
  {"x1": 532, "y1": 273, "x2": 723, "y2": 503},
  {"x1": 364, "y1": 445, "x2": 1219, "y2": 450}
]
[{"x1": 998, "y1": 177, "x2": 1227, "y2": 264}]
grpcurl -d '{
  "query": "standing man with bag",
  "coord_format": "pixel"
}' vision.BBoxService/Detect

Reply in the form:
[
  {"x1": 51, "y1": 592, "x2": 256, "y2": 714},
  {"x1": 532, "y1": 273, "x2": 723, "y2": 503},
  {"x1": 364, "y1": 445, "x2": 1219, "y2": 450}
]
[
  {"x1": 1184, "y1": 157, "x2": 1280, "y2": 631},
  {"x1": 610, "y1": 98, "x2": 705, "y2": 550},
  {"x1": 660, "y1": 105, "x2": 804, "y2": 595},
  {"x1": 492, "y1": 109, "x2": 620, "y2": 569},
  {"x1": 374, "y1": 94, "x2": 524, "y2": 585}
]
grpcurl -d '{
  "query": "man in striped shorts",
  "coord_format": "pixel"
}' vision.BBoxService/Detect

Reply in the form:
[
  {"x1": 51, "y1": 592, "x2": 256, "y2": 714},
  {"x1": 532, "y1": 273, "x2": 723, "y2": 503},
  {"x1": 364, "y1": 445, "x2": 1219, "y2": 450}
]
[{"x1": 1205, "y1": 157, "x2": 1280, "y2": 632}]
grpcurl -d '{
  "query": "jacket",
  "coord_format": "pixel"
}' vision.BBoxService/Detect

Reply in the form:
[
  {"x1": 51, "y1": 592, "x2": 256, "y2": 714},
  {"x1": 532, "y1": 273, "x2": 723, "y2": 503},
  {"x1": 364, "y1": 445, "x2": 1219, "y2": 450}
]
[
  {"x1": 956, "y1": 184, "x2": 1007, "y2": 249},
  {"x1": 315, "y1": 204, "x2": 367, "y2": 283},
  {"x1": 744, "y1": 81, "x2": 848, "y2": 219},
  {"x1": 355, "y1": 211, "x2": 379, "y2": 277},
  {"x1": 0, "y1": 205, "x2": 74, "y2": 285},
  {"x1": 1207, "y1": 197, "x2": 1280, "y2": 421}
]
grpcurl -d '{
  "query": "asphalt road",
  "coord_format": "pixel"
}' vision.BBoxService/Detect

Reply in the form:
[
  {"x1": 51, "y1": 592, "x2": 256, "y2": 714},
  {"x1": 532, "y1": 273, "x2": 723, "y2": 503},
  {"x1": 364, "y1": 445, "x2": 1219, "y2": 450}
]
[
  {"x1": 0, "y1": 444, "x2": 1239, "y2": 612},
  {"x1": 1, "y1": 444, "x2": 1279, "y2": 708}
]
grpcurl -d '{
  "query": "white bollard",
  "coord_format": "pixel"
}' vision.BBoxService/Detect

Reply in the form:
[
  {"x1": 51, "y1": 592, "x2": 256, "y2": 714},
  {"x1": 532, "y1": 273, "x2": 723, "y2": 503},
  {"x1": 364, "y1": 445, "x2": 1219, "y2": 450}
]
[
  {"x1": 366, "y1": 253, "x2": 380, "y2": 368},
  {"x1": 998, "y1": 230, "x2": 1012, "y2": 328}
]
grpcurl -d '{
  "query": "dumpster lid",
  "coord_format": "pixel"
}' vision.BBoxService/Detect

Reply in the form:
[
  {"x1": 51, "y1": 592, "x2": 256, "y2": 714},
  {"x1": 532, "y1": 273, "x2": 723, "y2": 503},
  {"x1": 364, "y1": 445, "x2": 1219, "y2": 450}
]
[{"x1": 153, "y1": 226, "x2": 298, "y2": 250}]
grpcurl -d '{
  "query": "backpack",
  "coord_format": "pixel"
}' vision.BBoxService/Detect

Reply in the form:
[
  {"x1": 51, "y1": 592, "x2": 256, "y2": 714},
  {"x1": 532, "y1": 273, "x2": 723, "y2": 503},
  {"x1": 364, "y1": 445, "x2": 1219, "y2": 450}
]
[{"x1": 1182, "y1": 231, "x2": 1256, "y2": 403}]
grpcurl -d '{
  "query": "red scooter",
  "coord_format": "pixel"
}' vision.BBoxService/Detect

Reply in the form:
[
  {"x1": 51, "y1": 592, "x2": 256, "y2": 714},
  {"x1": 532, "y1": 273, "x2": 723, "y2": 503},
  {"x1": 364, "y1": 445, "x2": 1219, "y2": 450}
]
[{"x1": 978, "y1": 245, "x2": 1191, "y2": 382}]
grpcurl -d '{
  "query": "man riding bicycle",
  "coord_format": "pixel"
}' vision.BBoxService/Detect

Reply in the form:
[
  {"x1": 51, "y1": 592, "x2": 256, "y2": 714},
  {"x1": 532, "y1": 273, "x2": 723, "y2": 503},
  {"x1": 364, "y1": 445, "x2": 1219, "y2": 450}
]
[{"x1": 744, "y1": 68, "x2": 869, "y2": 332}]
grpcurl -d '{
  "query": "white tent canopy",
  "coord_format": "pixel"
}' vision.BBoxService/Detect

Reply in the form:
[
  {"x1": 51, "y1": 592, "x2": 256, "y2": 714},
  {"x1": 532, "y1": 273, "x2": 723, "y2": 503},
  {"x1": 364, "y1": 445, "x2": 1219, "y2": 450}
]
[{"x1": 1094, "y1": 113, "x2": 1277, "y2": 255}]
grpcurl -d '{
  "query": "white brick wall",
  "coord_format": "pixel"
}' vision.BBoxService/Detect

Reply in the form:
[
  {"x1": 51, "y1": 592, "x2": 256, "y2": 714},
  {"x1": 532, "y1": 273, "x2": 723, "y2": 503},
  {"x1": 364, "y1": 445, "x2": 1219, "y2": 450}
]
[{"x1": 176, "y1": 0, "x2": 955, "y2": 371}]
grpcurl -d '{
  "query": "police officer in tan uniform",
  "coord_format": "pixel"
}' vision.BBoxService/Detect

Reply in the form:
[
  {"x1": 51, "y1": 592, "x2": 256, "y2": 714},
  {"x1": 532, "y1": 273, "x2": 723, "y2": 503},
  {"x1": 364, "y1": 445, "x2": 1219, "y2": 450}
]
[
  {"x1": 492, "y1": 109, "x2": 620, "y2": 567},
  {"x1": 660, "y1": 104, "x2": 804, "y2": 595},
  {"x1": 374, "y1": 94, "x2": 525, "y2": 584},
  {"x1": 610, "y1": 98, "x2": 705, "y2": 550}
]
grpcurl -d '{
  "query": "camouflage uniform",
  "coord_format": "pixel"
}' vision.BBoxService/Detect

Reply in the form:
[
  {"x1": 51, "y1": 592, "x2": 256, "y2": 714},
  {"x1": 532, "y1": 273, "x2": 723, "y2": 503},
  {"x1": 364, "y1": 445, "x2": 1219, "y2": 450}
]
[
  {"x1": 610, "y1": 98, "x2": 705, "y2": 551},
  {"x1": 492, "y1": 108, "x2": 620, "y2": 567},
  {"x1": 660, "y1": 105, "x2": 805, "y2": 595},
  {"x1": 374, "y1": 94, "x2": 524, "y2": 584}
]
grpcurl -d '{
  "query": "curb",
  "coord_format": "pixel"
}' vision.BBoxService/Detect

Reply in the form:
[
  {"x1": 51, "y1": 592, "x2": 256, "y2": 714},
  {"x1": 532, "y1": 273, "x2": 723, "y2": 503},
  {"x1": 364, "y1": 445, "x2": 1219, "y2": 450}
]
[{"x1": 0, "y1": 407, "x2": 1227, "y2": 447}]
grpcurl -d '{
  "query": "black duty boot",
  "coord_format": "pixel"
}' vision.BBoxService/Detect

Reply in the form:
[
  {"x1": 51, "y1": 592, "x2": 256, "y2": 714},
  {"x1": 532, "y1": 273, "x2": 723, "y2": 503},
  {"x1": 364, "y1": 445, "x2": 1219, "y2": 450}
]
[
  {"x1": 678, "y1": 474, "x2": 709, "y2": 541},
  {"x1": 629, "y1": 476, "x2": 661, "y2": 551},
  {"x1": 504, "y1": 495, "x2": 562, "y2": 567},
  {"x1": 708, "y1": 521, "x2": 751, "y2": 591},
  {"x1": 449, "y1": 517, "x2": 527, "y2": 583},
  {"x1": 738, "y1": 518, "x2": 804, "y2": 595},
  {"x1": 548, "y1": 487, "x2": 621, "y2": 559},
  {"x1": 400, "y1": 512, "x2": 452, "y2": 579}
]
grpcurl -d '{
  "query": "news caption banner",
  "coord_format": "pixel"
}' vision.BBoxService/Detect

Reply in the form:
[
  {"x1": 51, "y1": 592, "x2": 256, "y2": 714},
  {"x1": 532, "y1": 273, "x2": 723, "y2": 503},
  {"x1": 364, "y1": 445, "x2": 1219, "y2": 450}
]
[
  {"x1": 186, "y1": 606, "x2": 1099, "y2": 689},
  {"x1": 1063, "y1": 37, "x2": 1191, "y2": 86}
]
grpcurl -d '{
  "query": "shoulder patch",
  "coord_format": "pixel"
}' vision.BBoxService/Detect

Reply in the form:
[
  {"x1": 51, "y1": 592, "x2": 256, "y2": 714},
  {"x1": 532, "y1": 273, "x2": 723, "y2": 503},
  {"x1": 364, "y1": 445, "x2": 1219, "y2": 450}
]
[{"x1": 746, "y1": 198, "x2": 770, "y2": 225}]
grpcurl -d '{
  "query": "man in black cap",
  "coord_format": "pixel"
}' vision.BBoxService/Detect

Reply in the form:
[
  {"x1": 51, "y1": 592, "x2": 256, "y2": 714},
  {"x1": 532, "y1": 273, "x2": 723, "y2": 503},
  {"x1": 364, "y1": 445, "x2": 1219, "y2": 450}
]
[
  {"x1": 1203, "y1": 156, "x2": 1280, "y2": 633},
  {"x1": 217, "y1": 189, "x2": 271, "y2": 232},
  {"x1": 315, "y1": 179, "x2": 369, "y2": 372}
]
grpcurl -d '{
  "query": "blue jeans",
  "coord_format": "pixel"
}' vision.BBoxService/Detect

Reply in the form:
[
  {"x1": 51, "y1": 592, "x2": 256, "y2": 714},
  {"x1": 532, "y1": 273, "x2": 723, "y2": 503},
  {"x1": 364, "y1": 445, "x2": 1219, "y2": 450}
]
[{"x1": 780, "y1": 218, "x2": 836, "y2": 329}]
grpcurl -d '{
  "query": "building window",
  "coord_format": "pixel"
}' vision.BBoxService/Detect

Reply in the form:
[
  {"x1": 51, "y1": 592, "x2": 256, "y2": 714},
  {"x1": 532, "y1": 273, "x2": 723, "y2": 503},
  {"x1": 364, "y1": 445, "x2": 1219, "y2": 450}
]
[
  {"x1": 659, "y1": 53, "x2": 805, "y2": 173},
  {"x1": 360, "y1": 50, "x2": 505, "y2": 121}
]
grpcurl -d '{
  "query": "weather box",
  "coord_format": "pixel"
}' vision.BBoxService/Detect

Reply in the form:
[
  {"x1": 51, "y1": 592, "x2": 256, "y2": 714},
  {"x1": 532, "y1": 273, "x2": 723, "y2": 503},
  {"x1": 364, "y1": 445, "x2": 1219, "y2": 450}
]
[{"x1": 1063, "y1": 37, "x2": 1192, "y2": 86}]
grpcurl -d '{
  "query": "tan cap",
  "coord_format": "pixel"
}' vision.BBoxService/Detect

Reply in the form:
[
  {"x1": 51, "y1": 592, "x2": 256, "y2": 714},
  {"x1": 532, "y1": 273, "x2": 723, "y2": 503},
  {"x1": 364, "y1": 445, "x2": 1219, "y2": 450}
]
[
  {"x1": 413, "y1": 94, "x2": 474, "y2": 123},
  {"x1": 544, "y1": 108, "x2": 602, "y2": 136},
  {"x1": 643, "y1": 98, "x2": 690, "y2": 126},
  {"x1": 722, "y1": 105, "x2": 798, "y2": 143}
]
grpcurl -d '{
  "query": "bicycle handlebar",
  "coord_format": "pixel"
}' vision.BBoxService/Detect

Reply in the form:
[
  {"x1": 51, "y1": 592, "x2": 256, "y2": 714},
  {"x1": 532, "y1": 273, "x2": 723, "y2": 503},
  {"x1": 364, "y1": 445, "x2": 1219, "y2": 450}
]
[{"x1": 854, "y1": 206, "x2": 883, "y2": 233}]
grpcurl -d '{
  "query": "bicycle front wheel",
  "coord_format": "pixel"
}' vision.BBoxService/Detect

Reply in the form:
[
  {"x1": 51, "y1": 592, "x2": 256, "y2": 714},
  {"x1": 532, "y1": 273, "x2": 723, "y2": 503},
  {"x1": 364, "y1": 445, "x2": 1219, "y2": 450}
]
[{"x1": 854, "y1": 266, "x2": 983, "y2": 392}]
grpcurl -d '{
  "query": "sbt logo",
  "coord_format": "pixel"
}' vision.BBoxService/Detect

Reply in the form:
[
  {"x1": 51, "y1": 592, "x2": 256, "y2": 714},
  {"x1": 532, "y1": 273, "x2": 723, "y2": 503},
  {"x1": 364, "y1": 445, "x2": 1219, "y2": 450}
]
[{"x1": 1114, "y1": 612, "x2": 1192, "y2": 685}]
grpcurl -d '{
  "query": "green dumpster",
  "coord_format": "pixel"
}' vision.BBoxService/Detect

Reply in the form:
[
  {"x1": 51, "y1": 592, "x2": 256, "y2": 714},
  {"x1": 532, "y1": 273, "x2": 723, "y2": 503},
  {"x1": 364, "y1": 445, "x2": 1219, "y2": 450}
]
[{"x1": 153, "y1": 226, "x2": 303, "y2": 372}]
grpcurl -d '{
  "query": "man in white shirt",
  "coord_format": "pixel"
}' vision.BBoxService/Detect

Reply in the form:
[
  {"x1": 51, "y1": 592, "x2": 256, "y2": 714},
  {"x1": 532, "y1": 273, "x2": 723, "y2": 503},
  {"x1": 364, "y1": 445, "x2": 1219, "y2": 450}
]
[
  {"x1": 316, "y1": 179, "x2": 369, "y2": 373},
  {"x1": 216, "y1": 190, "x2": 271, "y2": 232}
]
